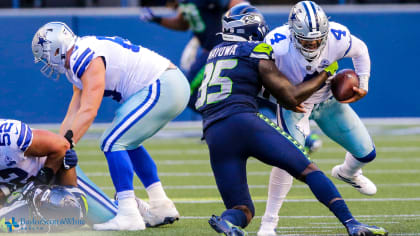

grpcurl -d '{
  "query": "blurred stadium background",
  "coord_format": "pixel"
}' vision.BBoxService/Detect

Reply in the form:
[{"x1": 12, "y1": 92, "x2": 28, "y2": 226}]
[{"x1": 0, "y1": 0, "x2": 420, "y2": 235}]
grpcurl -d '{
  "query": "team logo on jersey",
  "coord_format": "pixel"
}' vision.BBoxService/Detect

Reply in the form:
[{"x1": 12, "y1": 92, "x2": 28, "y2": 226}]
[
  {"x1": 5, "y1": 156, "x2": 16, "y2": 167},
  {"x1": 318, "y1": 59, "x2": 330, "y2": 69},
  {"x1": 306, "y1": 65, "x2": 311, "y2": 71}
]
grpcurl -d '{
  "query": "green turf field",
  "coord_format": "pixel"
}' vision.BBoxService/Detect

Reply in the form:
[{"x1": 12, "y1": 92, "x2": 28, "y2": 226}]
[{"x1": 46, "y1": 122, "x2": 420, "y2": 235}]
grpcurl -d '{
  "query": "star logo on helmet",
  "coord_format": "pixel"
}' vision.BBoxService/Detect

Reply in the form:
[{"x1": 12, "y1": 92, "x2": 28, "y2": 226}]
[
  {"x1": 290, "y1": 13, "x2": 297, "y2": 21},
  {"x1": 38, "y1": 36, "x2": 47, "y2": 46}
]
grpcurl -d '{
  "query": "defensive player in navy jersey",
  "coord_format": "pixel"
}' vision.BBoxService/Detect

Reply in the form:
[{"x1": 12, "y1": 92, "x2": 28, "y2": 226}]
[
  {"x1": 140, "y1": 0, "x2": 245, "y2": 110},
  {"x1": 197, "y1": 4, "x2": 388, "y2": 236}
]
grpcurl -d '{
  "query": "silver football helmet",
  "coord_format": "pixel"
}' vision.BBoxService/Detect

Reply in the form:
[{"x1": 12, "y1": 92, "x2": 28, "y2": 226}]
[
  {"x1": 32, "y1": 22, "x2": 77, "y2": 80},
  {"x1": 288, "y1": 1, "x2": 329, "y2": 61}
]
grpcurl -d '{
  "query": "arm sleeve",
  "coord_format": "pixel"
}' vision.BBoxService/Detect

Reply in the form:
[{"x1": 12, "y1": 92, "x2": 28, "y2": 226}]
[
  {"x1": 16, "y1": 122, "x2": 33, "y2": 152},
  {"x1": 344, "y1": 35, "x2": 371, "y2": 91}
]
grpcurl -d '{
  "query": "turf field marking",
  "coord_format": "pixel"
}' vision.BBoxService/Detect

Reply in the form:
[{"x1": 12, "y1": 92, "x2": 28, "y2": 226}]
[
  {"x1": 98, "y1": 182, "x2": 420, "y2": 190},
  {"x1": 79, "y1": 157, "x2": 420, "y2": 166},
  {"x1": 85, "y1": 169, "x2": 420, "y2": 177},
  {"x1": 171, "y1": 198, "x2": 420, "y2": 204},
  {"x1": 180, "y1": 214, "x2": 420, "y2": 219},
  {"x1": 76, "y1": 146, "x2": 420, "y2": 157}
]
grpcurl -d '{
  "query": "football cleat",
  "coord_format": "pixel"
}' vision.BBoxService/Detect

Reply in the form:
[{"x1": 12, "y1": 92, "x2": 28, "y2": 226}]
[
  {"x1": 93, "y1": 198, "x2": 145, "y2": 231},
  {"x1": 136, "y1": 197, "x2": 179, "y2": 227},
  {"x1": 346, "y1": 222, "x2": 388, "y2": 236},
  {"x1": 332, "y1": 165, "x2": 377, "y2": 195},
  {"x1": 209, "y1": 215, "x2": 248, "y2": 236},
  {"x1": 257, "y1": 215, "x2": 278, "y2": 236},
  {"x1": 304, "y1": 133, "x2": 323, "y2": 154}
]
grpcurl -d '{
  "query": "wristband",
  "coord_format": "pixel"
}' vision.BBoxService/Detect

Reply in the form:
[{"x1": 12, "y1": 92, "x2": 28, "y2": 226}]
[{"x1": 64, "y1": 130, "x2": 75, "y2": 149}]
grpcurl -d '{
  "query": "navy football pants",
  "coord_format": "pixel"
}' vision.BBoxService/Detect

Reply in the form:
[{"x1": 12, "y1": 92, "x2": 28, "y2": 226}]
[{"x1": 204, "y1": 112, "x2": 311, "y2": 214}]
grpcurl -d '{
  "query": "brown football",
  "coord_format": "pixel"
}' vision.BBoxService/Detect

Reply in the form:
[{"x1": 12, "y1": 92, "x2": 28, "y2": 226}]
[{"x1": 331, "y1": 69, "x2": 359, "y2": 101}]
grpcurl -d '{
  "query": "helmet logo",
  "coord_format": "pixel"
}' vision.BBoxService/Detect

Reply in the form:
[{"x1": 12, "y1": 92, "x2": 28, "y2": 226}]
[{"x1": 37, "y1": 36, "x2": 47, "y2": 46}]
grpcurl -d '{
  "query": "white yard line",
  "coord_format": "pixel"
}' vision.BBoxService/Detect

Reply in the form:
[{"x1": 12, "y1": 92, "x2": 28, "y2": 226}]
[
  {"x1": 172, "y1": 198, "x2": 420, "y2": 204},
  {"x1": 76, "y1": 146, "x2": 420, "y2": 157},
  {"x1": 180, "y1": 214, "x2": 420, "y2": 219},
  {"x1": 97, "y1": 183, "x2": 420, "y2": 190},
  {"x1": 85, "y1": 169, "x2": 420, "y2": 177},
  {"x1": 79, "y1": 157, "x2": 420, "y2": 166}
]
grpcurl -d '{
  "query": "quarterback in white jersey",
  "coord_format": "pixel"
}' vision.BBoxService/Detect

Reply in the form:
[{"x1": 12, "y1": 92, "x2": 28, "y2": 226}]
[
  {"x1": 258, "y1": 2, "x2": 378, "y2": 236},
  {"x1": 32, "y1": 22, "x2": 189, "y2": 231}
]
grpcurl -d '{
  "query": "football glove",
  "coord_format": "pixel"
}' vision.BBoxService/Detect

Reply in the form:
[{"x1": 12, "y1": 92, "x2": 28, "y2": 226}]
[
  {"x1": 139, "y1": 7, "x2": 162, "y2": 24},
  {"x1": 63, "y1": 149, "x2": 78, "y2": 170},
  {"x1": 323, "y1": 61, "x2": 339, "y2": 77}
]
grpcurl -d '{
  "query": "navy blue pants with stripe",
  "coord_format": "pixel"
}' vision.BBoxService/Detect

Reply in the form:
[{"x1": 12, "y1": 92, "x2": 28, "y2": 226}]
[{"x1": 204, "y1": 112, "x2": 311, "y2": 215}]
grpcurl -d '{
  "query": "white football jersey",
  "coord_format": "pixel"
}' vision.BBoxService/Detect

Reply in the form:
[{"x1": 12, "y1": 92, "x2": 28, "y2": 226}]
[
  {"x1": 66, "y1": 36, "x2": 170, "y2": 103},
  {"x1": 265, "y1": 22, "x2": 370, "y2": 104},
  {"x1": 0, "y1": 119, "x2": 46, "y2": 187}
]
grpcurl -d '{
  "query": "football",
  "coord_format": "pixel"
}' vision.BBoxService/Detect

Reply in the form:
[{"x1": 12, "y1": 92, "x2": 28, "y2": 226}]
[{"x1": 330, "y1": 69, "x2": 359, "y2": 101}]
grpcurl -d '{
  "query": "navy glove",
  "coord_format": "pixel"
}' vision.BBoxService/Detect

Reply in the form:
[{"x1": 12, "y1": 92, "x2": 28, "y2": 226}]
[
  {"x1": 139, "y1": 7, "x2": 162, "y2": 24},
  {"x1": 63, "y1": 149, "x2": 78, "y2": 169}
]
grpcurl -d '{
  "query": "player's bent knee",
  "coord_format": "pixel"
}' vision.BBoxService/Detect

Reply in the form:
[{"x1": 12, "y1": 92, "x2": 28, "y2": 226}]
[
  {"x1": 232, "y1": 204, "x2": 254, "y2": 225},
  {"x1": 356, "y1": 148, "x2": 376, "y2": 163},
  {"x1": 297, "y1": 163, "x2": 320, "y2": 182}
]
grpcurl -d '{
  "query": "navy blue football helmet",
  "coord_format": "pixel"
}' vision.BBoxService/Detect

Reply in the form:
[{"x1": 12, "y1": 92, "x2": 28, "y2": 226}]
[{"x1": 221, "y1": 3, "x2": 268, "y2": 42}]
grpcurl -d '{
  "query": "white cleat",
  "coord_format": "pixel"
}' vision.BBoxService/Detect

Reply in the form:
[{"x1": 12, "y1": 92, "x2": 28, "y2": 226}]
[
  {"x1": 331, "y1": 165, "x2": 377, "y2": 196},
  {"x1": 257, "y1": 215, "x2": 278, "y2": 236},
  {"x1": 93, "y1": 198, "x2": 146, "y2": 231},
  {"x1": 136, "y1": 198, "x2": 180, "y2": 227}
]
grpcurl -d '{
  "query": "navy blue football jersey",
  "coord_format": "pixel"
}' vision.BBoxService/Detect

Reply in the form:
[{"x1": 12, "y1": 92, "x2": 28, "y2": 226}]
[
  {"x1": 178, "y1": 0, "x2": 230, "y2": 51},
  {"x1": 196, "y1": 41, "x2": 274, "y2": 130}
]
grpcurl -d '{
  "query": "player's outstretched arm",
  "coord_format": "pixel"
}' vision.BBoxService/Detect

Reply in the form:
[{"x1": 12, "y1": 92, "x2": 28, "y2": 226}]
[
  {"x1": 25, "y1": 129, "x2": 70, "y2": 173},
  {"x1": 69, "y1": 57, "x2": 105, "y2": 144},
  {"x1": 60, "y1": 85, "x2": 82, "y2": 136},
  {"x1": 259, "y1": 59, "x2": 334, "y2": 111}
]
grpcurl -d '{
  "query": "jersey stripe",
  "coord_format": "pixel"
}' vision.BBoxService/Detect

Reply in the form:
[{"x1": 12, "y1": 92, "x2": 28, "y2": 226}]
[
  {"x1": 77, "y1": 51, "x2": 95, "y2": 78},
  {"x1": 309, "y1": 1, "x2": 319, "y2": 31},
  {"x1": 302, "y1": 1, "x2": 315, "y2": 32},
  {"x1": 101, "y1": 80, "x2": 160, "y2": 152},
  {"x1": 73, "y1": 48, "x2": 92, "y2": 75},
  {"x1": 19, "y1": 125, "x2": 32, "y2": 152},
  {"x1": 77, "y1": 177, "x2": 118, "y2": 214},
  {"x1": 344, "y1": 35, "x2": 353, "y2": 57},
  {"x1": 16, "y1": 122, "x2": 26, "y2": 148}
]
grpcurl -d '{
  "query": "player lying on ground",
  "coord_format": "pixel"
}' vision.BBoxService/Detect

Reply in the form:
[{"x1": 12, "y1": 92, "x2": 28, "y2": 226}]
[
  {"x1": 196, "y1": 4, "x2": 388, "y2": 236},
  {"x1": 258, "y1": 2, "x2": 377, "y2": 235},
  {"x1": 0, "y1": 119, "x2": 167, "y2": 231}
]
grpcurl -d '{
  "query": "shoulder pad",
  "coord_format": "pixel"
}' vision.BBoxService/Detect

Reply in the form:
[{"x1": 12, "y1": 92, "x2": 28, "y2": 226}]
[
  {"x1": 250, "y1": 42, "x2": 273, "y2": 60},
  {"x1": 328, "y1": 22, "x2": 352, "y2": 57},
  {"x1": 264, "y1": 25, "x2": 291, "y2": 56}
]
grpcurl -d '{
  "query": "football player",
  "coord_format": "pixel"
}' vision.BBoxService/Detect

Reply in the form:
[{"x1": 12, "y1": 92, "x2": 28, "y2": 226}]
[
  {"x1": 0, "y1": 119, "x2": 77, "y2": 203},
  {"x1": 32, "y1": 22, "x2": 189, "y2": 231},
  {"x1": 258, "y1": 2, "x2": 377, "y2": 235},
  {"x1": 197, "y1": 4, "x2": 387, "y2": 236},
  {"x1": 140, "y1": 0, "x2": 323, "y2": 153}
]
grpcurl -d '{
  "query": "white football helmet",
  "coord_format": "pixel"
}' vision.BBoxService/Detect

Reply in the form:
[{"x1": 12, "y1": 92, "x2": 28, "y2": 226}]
[
  {"x1": 32, "y1": 22, "x2": 77, "y2": 80},
  {"x1": 288, "y1": 1, "x2": 329, "y2": 61}
]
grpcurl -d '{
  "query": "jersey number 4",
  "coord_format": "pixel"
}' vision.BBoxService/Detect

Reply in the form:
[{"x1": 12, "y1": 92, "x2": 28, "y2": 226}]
[{"x1": 195, "y1": 59, "x2": 238, "y2": 109}]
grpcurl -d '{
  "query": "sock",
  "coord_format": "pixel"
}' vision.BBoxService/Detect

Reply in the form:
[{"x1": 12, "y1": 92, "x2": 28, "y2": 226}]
[
  {"x1": 117, "y1": 190, "x2": 135, "y2": 200},
  {"x1": 146, "y1": 182, "x2": 168, "y2": 201},
  {"x1": 305, "y1": 171, "x2": 354, "y2": 225},
  {"x1": 221, "y1": 209, "x2": 247, "y2": 228},
  {"x1": 262, "y1": 167, "x2": 293, "y2": 220},
  {"x1": 128, "y1": 146, "x2": 160, "y2": 188},
  {"x1": 104, "y1": 151, "x2": 134, "y2": 192},
  {"x1": 340, "y1": 152, "x2": 366, "y2": 177}
]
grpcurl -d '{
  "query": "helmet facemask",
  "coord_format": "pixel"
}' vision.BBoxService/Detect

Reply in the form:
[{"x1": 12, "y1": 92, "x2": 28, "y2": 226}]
[{"x1": 293, "y1": 31, "x2": 328, "y2": 61}]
